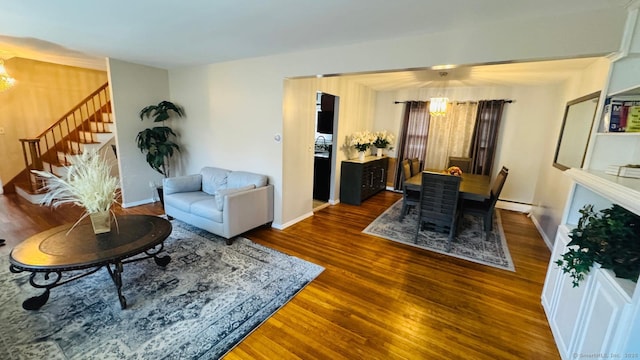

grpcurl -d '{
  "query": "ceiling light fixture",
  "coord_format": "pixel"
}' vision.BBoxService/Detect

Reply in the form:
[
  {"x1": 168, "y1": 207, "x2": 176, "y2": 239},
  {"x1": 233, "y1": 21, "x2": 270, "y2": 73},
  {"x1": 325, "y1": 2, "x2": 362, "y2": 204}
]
[
  {"x1": 0, "y1": 59, "x2": 16, "y2": 92},
  {"x1": 429, "y1": 71, "x2": 449, "y2": 117}
]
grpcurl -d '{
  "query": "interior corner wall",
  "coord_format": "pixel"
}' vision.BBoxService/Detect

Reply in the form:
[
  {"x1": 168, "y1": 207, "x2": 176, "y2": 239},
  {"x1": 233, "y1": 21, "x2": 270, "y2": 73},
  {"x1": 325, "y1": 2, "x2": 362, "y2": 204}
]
[
  {"x1": 107, "y1": 58, "x2": 170, "y2": 207},
  {"x1": 167, "y1": 7, "x2": 625, "y2": 228},
  {"x1": 530, "y1": 58, "x2": 610, "y2": 247},
  {"x1": 0, "y1": 57, "x2": 107, "y2": 188}
]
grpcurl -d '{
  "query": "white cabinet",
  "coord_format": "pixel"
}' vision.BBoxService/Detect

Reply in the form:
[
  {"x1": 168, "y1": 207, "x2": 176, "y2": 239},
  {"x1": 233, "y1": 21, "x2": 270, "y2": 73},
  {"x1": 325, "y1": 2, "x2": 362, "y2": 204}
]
[
  {"x1": 542, "y1": 3, "x2": 640, "y2": 359},
  {"x1": 543, "y1": 220, "x2": 635, "y2": 360},
  {"x1": 573, "y1": 270, "x2": 630, "y2": 355}
]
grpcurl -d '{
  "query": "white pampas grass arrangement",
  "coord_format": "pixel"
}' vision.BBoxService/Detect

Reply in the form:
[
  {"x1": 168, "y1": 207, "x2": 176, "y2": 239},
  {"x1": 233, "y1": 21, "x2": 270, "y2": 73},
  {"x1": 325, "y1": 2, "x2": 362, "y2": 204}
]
[{"x1": 32, "y1": 149, "x2": 120, "y2": 233}]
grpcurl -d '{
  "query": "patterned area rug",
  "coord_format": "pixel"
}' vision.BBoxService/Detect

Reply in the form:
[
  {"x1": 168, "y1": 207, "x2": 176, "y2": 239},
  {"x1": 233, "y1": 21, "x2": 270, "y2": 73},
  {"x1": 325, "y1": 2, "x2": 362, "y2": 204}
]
[
  {"x1": 363, "y1": 200, "x2": 515, "y2": 271},
  {"x1": 0, "y1": 220, "x2": 324, "y2": 359}
]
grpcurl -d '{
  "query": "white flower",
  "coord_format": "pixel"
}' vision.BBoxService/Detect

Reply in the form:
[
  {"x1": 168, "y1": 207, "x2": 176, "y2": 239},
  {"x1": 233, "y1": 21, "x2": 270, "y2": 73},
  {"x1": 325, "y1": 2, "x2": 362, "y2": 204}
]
[
  {"x1": 349, "y1": 131, "x2": 376, "y2": 151},
  {"x1": 373, "y1": 130, "x2": 395, "y2": 148},
  {"x1": 32, "y1": 150, "x2": 120, "y2": 214}
]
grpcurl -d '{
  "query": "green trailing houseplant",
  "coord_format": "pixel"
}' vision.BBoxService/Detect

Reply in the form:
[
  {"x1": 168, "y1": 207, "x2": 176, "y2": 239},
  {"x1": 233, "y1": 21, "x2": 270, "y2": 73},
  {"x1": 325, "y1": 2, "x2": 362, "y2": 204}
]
[
  {"x1": 136, "y1": 100, "x2": 184, "y2": 178},
  {"x1": 556, "y1": 204, "x2": 640, "y2": 287}
]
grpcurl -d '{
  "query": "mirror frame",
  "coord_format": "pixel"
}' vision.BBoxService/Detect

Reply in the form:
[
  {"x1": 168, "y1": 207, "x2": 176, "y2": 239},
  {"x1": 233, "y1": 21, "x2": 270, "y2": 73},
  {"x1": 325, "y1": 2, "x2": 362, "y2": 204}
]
[{"x1": 553, "y1": 91, "x2": 601, "y2": 171}]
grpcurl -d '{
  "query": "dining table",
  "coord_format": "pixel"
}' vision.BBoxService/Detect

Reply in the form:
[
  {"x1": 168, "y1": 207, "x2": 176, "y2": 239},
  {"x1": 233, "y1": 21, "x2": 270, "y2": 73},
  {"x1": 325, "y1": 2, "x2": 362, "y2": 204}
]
[{"x1": 404, "y1": 170, "x2": 492, "y2": 201}]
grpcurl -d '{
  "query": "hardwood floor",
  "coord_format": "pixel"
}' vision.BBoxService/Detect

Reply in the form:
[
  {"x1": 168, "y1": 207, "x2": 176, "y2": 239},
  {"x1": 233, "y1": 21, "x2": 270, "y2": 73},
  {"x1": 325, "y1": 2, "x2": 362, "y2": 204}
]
[{"x1": 0, "y1": 191, "x2": 559, "y2": 359}]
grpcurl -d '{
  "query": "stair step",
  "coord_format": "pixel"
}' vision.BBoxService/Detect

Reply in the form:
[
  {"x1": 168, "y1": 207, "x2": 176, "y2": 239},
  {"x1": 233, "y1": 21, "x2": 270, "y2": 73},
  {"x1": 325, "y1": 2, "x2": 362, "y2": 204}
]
[
  {"x1": 77, "y1": 130, "x2": 113, "y2": 143},
  {"x1": 44, "y1": 162, "x2": 69, "y2": 178},
  {"x1": 15, "y1": 181, "x2": 47, "y2": 194},
  {"x1": 14, "y1": 182, "x2": 48, "y2": 204},
  {"x1": 90, "y1": 120, "x2": 114, "y2": 132},
  {"x1": 66, "y1": 141, "x2": 101, "y2": 153}
]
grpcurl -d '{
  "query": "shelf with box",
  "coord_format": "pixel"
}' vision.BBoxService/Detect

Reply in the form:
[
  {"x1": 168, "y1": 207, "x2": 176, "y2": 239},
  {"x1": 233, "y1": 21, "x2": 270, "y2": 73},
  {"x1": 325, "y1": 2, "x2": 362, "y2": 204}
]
[
  {"x1": 600, "y1": 94, "x2": 640, "y2": 133},
  {"x1": 588, "y1": 85, "x2": 640, "y2": 175}
]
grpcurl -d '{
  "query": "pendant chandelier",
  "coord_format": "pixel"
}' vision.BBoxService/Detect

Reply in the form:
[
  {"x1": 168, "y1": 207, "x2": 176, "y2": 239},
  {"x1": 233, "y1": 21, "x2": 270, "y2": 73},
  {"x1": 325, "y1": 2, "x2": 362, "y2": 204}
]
[
  {"x1": 0, "y1": 59, "x2": 16, "y2": 92},
  {"x1": 429, "y1": 71, "x2": 449, "y2": 117}
]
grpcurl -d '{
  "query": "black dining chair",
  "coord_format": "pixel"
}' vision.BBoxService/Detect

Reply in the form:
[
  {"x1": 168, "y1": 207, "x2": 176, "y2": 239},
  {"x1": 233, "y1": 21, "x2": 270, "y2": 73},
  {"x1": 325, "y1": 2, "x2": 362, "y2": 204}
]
[
  {"x1": 447, "y1": 156, "x2": 472, "y2": 173},
  {"x1": 414, "y1": 171, "x2": 462, "y2": 252},
  {"x1": 461, "y1": 166, "x2": 509, "y2": 237},
  {"x1": 410, "y1": 158, "x2": 421, "y2": 176},
  {"x1": 400, "y1": 159, "x2": 420, "y2": 221}
]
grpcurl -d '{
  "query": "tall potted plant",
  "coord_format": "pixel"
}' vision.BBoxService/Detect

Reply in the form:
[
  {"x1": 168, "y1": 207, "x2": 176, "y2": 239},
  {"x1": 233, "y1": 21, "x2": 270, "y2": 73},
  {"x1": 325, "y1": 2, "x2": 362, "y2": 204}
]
[{"x1": 136, "y1": 100, "x2": 184, "y2": 201}]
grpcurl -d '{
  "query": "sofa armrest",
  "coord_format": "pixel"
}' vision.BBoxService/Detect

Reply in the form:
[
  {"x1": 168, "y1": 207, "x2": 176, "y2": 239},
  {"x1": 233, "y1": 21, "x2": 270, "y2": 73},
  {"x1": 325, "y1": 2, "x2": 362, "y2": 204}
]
[
  {"x1": 223, "y1": 184, "x2": 274, "y2": 238},
  {"x1": 163, "y1": 174, "x2": 202, "y2": 195}
]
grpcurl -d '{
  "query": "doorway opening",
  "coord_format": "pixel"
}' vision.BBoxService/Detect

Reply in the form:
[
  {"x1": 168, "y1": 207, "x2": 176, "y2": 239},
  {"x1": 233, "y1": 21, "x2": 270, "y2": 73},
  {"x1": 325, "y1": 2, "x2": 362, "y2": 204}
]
[{"x1": 313, "y1": 92, "x2": 338, "y2": 212}]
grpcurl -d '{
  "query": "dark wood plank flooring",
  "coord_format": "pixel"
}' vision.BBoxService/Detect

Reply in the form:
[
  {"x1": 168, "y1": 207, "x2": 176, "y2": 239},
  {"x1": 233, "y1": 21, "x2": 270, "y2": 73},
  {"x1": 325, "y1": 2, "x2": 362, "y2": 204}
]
[{"x1": 0, "y1": 190, "x2": 559, "y2": 359}]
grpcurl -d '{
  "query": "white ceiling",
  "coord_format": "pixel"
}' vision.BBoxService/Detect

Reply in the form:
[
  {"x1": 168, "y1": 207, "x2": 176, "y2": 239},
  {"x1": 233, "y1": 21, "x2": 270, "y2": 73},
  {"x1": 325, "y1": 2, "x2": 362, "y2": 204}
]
[
  {"x1": 337, "y1": 57, "x2": 606, "y2": 91},
  {"x1": 0, "y1": 0, "x2": 628, "y2": 88}
]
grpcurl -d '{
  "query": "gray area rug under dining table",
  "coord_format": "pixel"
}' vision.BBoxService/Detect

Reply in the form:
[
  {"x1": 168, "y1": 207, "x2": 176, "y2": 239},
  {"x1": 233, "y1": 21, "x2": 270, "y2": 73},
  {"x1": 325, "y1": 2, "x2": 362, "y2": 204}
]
[{"x1": 363, "y1": 199, "x2": 515, "y2": 271}]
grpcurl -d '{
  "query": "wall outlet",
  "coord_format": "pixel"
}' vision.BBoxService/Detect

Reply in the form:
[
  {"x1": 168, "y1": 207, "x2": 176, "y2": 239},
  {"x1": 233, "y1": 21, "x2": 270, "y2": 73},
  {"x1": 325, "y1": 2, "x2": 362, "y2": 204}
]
[{"x1": 0, "y1": 127, "x2": 5, "y2": 135}]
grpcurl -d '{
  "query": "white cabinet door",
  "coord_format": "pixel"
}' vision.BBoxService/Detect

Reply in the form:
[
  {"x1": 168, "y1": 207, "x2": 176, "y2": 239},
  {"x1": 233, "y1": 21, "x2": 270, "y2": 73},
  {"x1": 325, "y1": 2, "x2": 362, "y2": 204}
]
[
  {"x1": 545, "y1": 226, "x2": 595, "y2": 359},
  {"x1": 550, "y1": 264, "x2": 594, "y2": 359},
  {"x1": 542, "y1": 226, "x2": 570, "y2": 316},
  {"x1": 573, "y1": 270, "x2": 628, "y2": 356}
]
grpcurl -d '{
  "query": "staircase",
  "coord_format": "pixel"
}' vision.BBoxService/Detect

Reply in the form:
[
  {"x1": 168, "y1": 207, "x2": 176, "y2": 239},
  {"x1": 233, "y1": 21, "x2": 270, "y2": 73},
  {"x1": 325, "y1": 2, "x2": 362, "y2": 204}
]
[{"x1": 14, "y1": 82, "x2": 115, "y2": 204}]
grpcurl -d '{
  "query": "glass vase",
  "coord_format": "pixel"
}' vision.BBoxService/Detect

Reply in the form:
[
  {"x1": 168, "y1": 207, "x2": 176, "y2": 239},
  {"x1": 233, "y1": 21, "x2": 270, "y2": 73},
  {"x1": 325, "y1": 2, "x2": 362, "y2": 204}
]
[{"x1": 89, "y1": 211, "x2": 111, "y2": 234}]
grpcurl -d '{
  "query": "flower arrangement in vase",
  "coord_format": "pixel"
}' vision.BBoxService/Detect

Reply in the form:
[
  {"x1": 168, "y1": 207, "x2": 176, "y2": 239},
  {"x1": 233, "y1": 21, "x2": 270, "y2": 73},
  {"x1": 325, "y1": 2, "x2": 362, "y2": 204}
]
[
  {"x1": 349, "y1": 131, "x2": 376, "y2": 160},
  {"x1": 32, "y1": 150, "x2": 120, "y2": 234},
  {"x1": 372, "y1": 130, "x2": 395, "y2": 157},
  {"x1": 447, "y1": 166, "x2": 463, "y2": 176}
]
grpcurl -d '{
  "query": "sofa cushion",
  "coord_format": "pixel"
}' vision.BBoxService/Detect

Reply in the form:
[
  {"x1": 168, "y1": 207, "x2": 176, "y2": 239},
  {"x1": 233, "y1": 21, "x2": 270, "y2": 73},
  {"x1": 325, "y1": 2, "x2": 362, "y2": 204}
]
[
  {"x1": 163, "y1": 174, "x2": 202, "y2": 195},
  {"x1": 164, "y1": 192, "x2": 212, "y2": 213},
  {"x1": 227, "y1": 171, "x2": 267, "y2": 189},
  {"x1": 201, "y1": 167, "x2": 230, "y2": 195},
  {"x1": 191, "y1": 198, "x2": 223, "y2": 223},
  {"x1": 214, "y1": 184, "x2": 256, "y2": 211}
]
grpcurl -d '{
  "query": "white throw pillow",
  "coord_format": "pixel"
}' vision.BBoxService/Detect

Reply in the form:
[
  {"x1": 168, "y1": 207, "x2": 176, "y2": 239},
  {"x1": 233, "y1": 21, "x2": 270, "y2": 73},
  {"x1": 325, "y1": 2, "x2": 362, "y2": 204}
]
[{"x1": 214, "y1": 185, "x2": 256, "y2": 211}]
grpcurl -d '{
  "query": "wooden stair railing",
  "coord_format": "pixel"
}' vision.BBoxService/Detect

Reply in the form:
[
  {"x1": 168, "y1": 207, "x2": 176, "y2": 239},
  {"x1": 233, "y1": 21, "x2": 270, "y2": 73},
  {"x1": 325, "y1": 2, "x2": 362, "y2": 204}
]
[{"x1": 17, "y1": 82, "x2": 112, "y2": 193}]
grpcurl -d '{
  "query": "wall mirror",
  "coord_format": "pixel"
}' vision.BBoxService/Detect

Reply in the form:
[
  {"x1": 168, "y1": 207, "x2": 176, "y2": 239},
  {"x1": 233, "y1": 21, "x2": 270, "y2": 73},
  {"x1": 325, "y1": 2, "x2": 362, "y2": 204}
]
[{"x1": 553, "y1": 91, "x2": 600, "y2": 171}]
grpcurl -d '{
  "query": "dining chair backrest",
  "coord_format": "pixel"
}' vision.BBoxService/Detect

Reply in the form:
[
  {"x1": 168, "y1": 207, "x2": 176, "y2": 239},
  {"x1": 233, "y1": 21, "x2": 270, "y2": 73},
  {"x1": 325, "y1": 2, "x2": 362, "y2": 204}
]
[
  {"x1": 402, "y1": 159, "x2": 412, "y2": 181},
  {"x1": 410, "y1": 158, "x2": 421, "y2": 177},
  {"x1": 417, "y1": 171, "x2": 461, "y2": 233},
  {"x1": 490, "y1": 167, "x2": 509, "y2": 202},
  {"x1": 448, "y1": 156, "x2": 472, "y2": 173}
]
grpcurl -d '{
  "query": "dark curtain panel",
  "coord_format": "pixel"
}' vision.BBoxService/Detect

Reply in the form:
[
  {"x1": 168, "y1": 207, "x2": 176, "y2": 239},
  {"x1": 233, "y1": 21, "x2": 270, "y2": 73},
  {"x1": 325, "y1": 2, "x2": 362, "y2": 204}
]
[
  {"x1": 469, "y1": 100, "x2": 506, "y2": 176},
  {"x1": 394, "y1": 101, "x2": 430, "y2": 190}
]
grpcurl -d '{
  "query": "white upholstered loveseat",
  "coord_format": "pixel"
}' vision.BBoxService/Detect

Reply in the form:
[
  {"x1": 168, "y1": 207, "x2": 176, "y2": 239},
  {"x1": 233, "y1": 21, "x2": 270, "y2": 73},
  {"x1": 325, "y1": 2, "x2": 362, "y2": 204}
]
[{"x1": 162, "y1": 167, "x2": 274, "y2": 244}]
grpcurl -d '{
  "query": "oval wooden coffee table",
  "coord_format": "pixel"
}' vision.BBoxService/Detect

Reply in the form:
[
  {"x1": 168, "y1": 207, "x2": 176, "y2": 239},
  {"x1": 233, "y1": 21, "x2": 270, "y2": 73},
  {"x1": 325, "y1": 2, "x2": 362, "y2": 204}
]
[{"x1": 9, "y1": 215, "x2": 172, "y2": 310}]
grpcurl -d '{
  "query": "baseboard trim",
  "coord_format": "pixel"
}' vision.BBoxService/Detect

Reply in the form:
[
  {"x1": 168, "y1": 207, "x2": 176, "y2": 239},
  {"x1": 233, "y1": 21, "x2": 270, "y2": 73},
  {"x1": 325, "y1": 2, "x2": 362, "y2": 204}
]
[
  {"x1": 15, "y1": 186, "x2": 45, "y2": 204},
  {"x1": 122, "y1": 198, "x2": 156, "y2": 208},
  {"x1": 313, "y1": 202, "x2": 331, "y2": 212},
  {"x1": 530, "y1": 213, "x2": 554, "y2": 251},
  {"x1": 272, "y1": 211, "x2": 314, "y2": 230},
  {"x1": 496, "y1": 200, "x2": 531, "y2": 213}
]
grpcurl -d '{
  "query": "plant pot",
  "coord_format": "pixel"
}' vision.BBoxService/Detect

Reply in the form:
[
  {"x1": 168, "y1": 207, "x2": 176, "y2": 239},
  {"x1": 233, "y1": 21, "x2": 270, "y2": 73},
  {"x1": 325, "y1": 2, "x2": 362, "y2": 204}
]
[
  {"x1": 358, "y1": 151, "x2": 366, "y2": 161},
  {"x1": 376, "y1": 148, "x2": 383, "y2": 157},
  {"x1": 89, "y1": 211, "x2": 111, "y2": 234}
]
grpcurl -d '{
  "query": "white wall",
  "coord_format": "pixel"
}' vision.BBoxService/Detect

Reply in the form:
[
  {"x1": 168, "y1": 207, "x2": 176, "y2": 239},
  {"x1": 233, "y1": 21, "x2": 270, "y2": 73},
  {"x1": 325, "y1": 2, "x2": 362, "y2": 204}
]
[
  {"x1": 156, "y1": 8, "x2": 625, "y2": 228},
  {"x1": 530, "y1": 58, "x2": 610, "y2": 247},
  {"x1": 281, "y1": 76, "x2": 379, "y2": 225},
  {"x1": 107, "y1": 58, "x2": 170, "y2": 207}
]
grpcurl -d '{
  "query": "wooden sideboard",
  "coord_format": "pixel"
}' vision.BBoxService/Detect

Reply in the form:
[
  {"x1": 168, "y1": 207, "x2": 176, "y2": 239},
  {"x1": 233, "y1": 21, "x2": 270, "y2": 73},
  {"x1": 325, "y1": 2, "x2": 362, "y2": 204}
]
[{"x1": 340, "y1": 156, "x2": 388, "y2": 205}]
